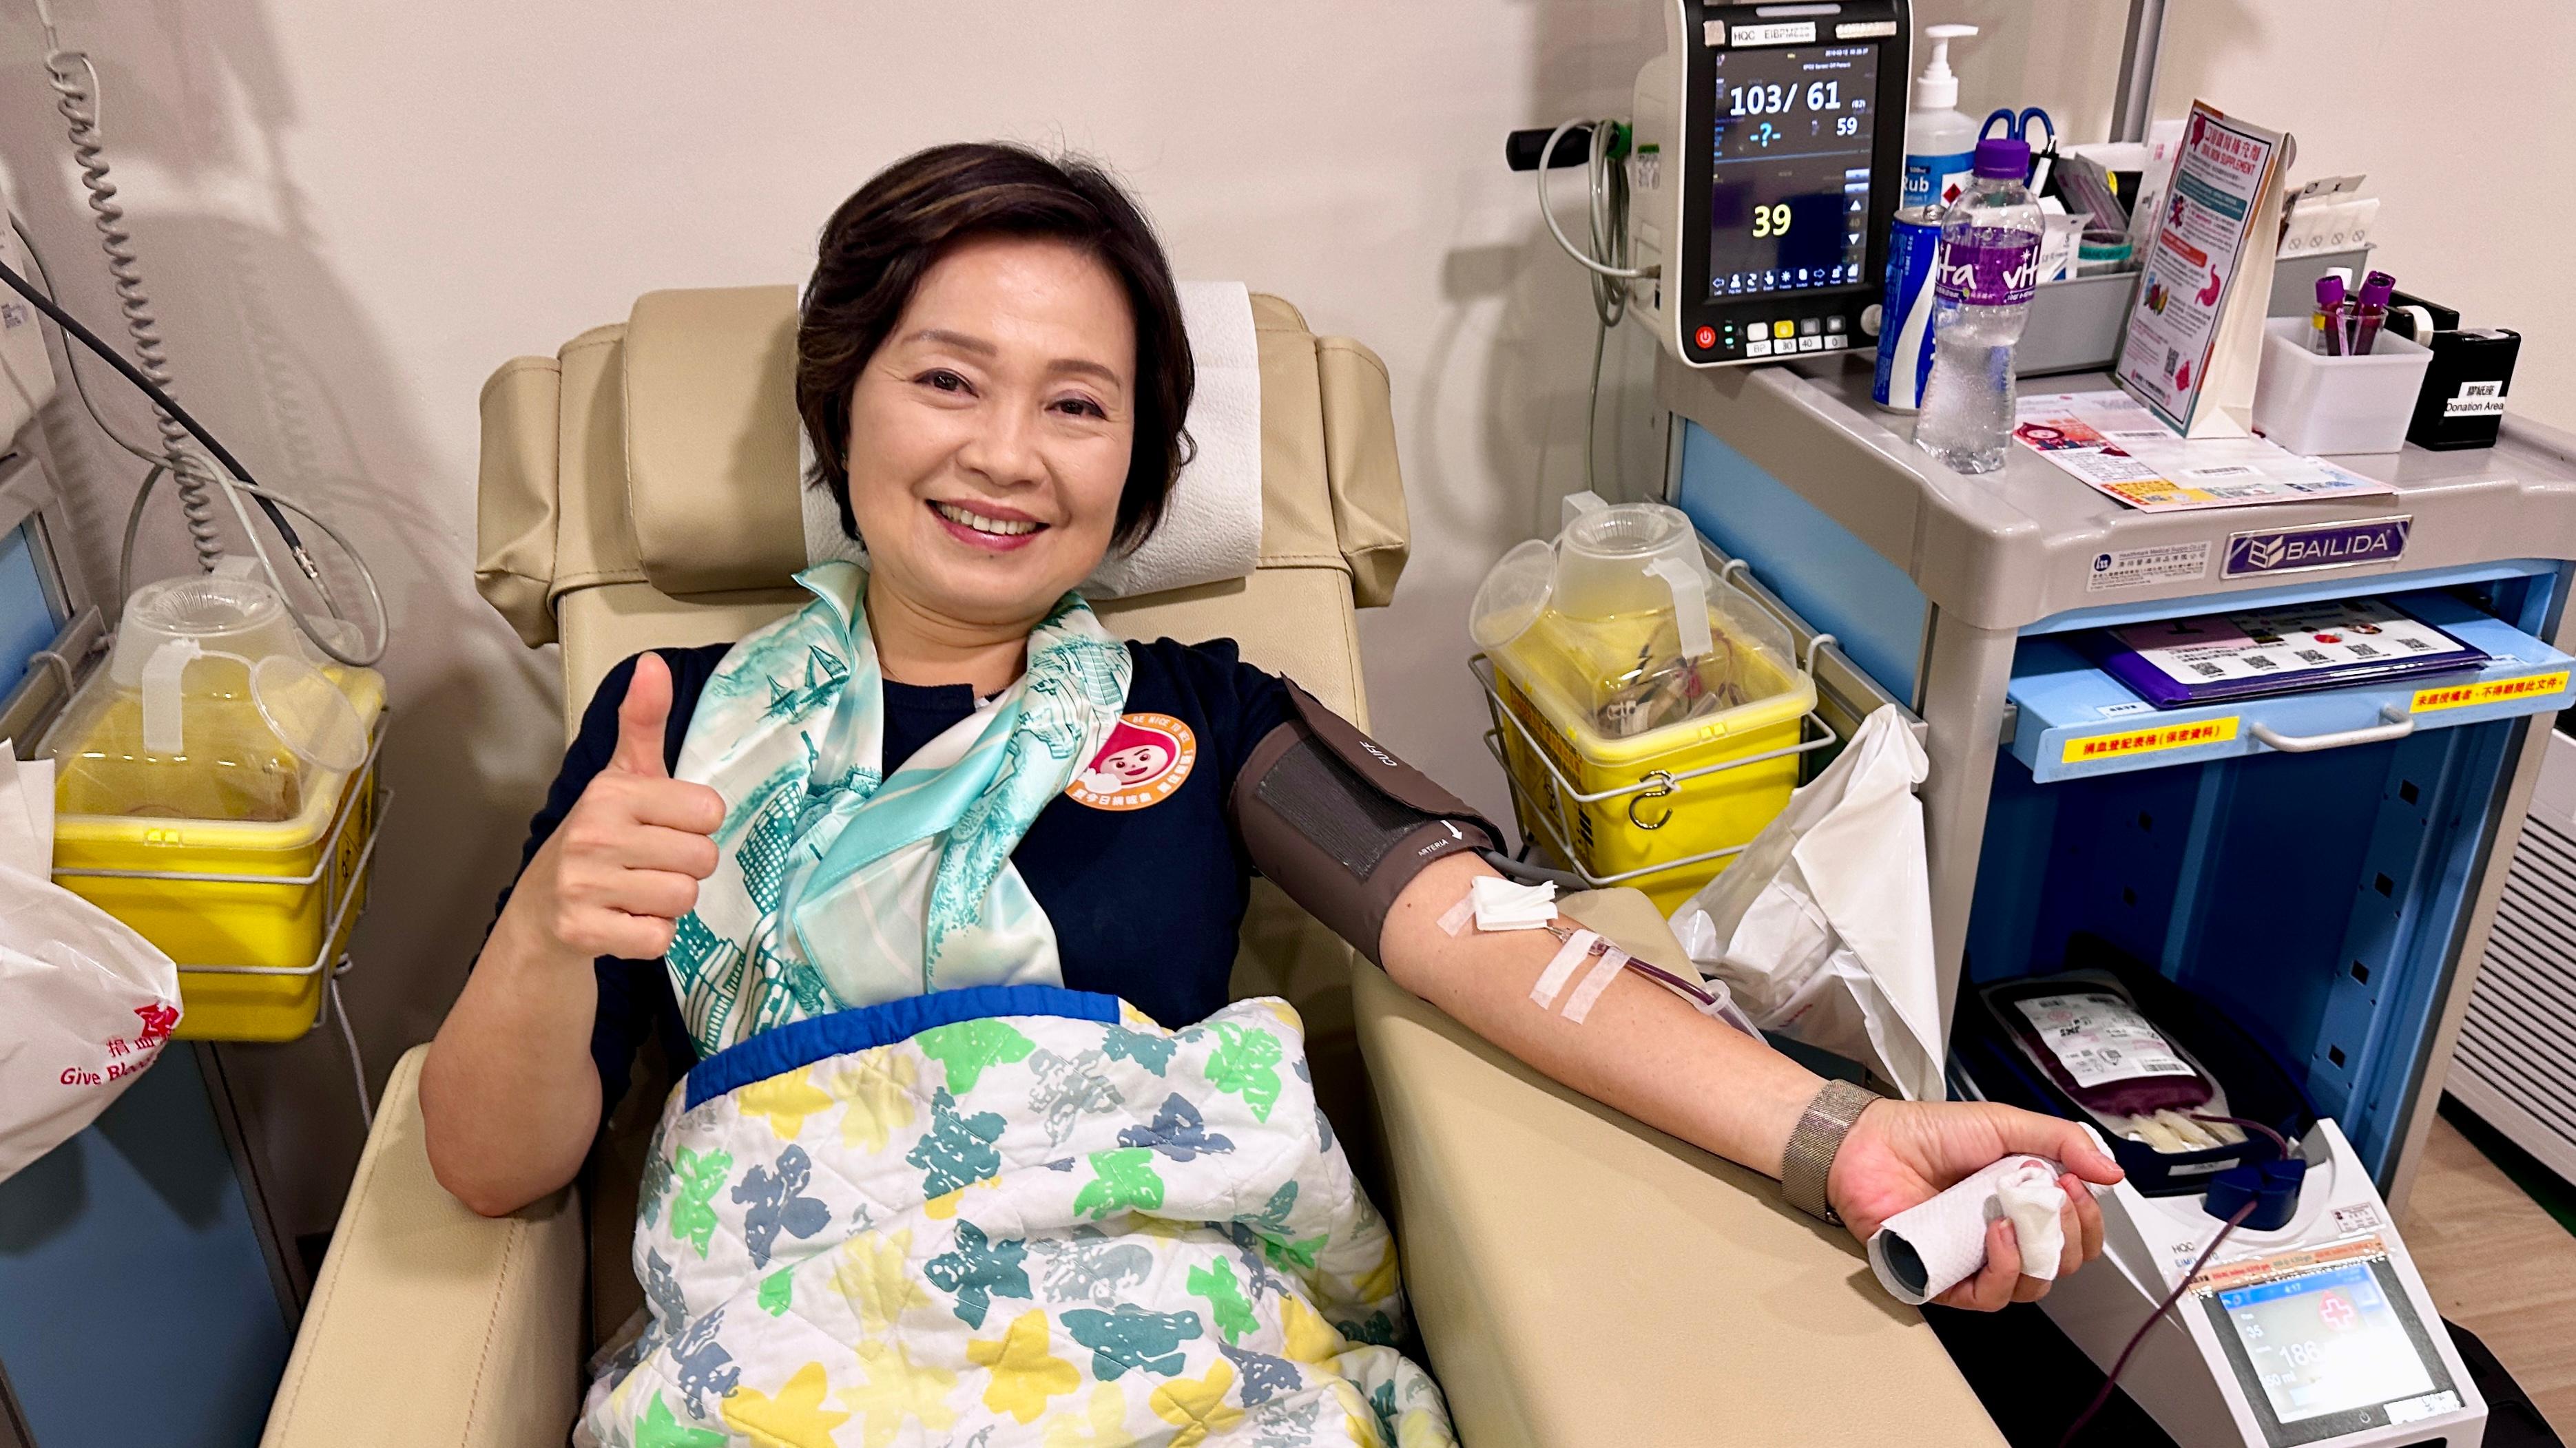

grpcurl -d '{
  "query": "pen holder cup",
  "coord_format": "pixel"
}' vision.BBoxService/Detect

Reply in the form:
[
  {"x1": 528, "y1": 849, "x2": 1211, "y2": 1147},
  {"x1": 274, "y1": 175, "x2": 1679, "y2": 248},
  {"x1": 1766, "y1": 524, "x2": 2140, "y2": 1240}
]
[{"x1": 2252, "y1": 317, "x2": 2433, "y2": 455}]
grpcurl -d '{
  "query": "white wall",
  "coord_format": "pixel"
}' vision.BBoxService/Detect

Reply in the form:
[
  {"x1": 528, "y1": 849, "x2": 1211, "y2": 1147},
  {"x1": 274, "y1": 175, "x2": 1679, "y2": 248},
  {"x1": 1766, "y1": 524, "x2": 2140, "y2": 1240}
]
[
  {"x1": 4, "y1": 1, "x2": 2552, "y2": 1240},
  {"x1": 2152, "y1": 0, "x2": 2573, "y2": 428}
]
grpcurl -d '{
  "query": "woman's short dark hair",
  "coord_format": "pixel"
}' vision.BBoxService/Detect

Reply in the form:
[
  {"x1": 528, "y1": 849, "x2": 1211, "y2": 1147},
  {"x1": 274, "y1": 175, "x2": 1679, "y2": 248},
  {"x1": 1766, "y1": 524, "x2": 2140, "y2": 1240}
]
[{"x1": 797, "y1": 142, "x2": 1194, "y2": 553}]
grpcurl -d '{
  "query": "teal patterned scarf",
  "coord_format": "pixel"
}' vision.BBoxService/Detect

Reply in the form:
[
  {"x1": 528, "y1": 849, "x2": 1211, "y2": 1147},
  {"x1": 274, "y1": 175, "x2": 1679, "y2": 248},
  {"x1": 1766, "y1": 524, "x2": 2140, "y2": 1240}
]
[{"x1": 663, "y1": 561, "x2": 1132, "y2": 1055}]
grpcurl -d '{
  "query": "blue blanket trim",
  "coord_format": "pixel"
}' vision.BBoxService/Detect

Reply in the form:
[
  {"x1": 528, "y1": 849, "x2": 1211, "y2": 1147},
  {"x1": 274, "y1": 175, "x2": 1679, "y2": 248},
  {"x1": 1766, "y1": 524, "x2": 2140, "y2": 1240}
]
[{"x1": 683, "y1": 985, "x2": 1123, "y2": 1110}]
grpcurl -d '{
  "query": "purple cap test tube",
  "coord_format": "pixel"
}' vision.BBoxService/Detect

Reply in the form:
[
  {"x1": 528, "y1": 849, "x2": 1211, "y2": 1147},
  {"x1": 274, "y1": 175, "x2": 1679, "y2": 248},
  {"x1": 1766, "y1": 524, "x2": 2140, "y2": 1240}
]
[
  {"x1": 2352, "y1": 269, "x2": 2396, "y2": 355},
  {"x1": 2314, "y1": 274, "x2": 2348, "y2": 355}
]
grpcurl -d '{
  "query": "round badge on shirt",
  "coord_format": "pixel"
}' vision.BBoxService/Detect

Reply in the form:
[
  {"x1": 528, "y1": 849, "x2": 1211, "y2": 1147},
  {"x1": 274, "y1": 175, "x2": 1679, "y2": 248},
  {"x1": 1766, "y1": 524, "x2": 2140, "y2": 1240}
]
[{"x1": 1067, "y1": 713, "x2": 1196, "y2": 811}]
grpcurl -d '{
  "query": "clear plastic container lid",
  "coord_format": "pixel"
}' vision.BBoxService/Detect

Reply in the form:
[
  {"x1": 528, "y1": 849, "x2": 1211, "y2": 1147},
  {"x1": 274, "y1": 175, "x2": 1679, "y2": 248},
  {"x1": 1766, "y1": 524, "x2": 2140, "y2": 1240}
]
[
  {"x1": 1554, "y1": 503, "x2": 1703, "y2": 621},
  {"x1": 1475, "y1": 502, "x2": 1807, "y2": 750},
  {"x1": 251, "y1": 654, "x2": 369, "y2": 774},
  {"x1": 1468, "y1": 538, "x2": 1555, "y2": 651},
  {"x1": 109, "y1": 573, "x2": 306, "y2": 688}
]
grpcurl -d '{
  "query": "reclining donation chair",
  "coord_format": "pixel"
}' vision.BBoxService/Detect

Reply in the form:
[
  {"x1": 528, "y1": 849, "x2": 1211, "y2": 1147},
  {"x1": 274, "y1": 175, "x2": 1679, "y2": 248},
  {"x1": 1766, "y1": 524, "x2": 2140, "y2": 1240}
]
[{"x1": 260, "y1": 289, "x2": 2003, "y2": 1447}]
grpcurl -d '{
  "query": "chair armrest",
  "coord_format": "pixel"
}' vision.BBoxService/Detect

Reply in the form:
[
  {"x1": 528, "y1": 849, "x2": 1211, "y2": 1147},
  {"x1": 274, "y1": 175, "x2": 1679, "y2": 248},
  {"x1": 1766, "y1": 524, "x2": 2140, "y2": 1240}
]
[
  {"x1": 1352, "y1": 948, "x2": 2004, "y2": 1448},
  {"x1": 262, "y1": 1045, "x2": 585, "y2": 1448}
]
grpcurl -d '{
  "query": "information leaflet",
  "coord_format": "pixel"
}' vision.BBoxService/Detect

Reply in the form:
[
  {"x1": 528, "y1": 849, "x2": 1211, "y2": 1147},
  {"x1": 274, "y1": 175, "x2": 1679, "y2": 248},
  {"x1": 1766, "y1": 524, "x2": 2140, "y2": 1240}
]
[
  {"x1": 2014, "y1": 390, "x2": 2393, "y2": 513},
  {"x1": 2116, "y1": 103, "x2": 2292, "y2": 437}
]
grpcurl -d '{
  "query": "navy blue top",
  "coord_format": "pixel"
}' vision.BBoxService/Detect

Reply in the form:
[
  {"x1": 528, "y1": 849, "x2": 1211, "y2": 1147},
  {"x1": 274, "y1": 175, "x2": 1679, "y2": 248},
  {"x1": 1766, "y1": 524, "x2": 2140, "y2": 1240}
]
[{"x1": 492, "y1": 638, "x2": 1293, "y2": 1112}]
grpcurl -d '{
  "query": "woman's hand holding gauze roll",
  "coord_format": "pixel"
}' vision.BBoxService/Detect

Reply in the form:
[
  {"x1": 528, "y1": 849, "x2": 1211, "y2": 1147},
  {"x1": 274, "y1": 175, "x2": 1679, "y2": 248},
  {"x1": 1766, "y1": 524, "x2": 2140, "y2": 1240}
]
[{"x1": 1867, "y1": 1155, "x2": 2071, "y2": 1306}]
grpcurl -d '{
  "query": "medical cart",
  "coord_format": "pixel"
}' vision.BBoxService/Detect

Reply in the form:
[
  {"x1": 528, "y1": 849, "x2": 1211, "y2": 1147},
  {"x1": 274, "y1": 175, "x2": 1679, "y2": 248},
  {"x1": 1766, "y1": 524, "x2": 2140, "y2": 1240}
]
[{"x1": 1657, "y1": 355, "x2": 2576, "y2": 1217}]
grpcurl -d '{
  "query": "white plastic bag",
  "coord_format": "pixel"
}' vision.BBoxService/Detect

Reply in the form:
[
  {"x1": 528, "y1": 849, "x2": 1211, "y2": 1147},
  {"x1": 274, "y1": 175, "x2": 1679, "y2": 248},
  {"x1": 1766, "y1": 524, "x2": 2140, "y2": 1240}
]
[
  {"x1": 1670, "y1": 705, "x2": 1945, "y2": 1100},
  {"x1": 0, "y1": 746, "x2": 182, "y2": 1184}
]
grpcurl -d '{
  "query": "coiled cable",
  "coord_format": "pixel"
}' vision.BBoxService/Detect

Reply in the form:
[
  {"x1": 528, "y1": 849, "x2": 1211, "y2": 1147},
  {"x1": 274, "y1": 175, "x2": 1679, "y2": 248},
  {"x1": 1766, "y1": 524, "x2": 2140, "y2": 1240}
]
[
  {"x1": 37, "y1": 34, "x2": 226, "y2": 571},
  {"x1": 23, "y1": 0, "x2": 381, "y2": 668}
]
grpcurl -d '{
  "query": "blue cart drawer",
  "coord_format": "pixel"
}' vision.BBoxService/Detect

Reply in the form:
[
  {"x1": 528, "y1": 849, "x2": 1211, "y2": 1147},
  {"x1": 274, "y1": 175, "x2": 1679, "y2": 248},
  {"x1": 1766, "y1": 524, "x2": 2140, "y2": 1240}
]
[{"x1": 2008, "y1": 594, "x2": 2573, "y2": 783}]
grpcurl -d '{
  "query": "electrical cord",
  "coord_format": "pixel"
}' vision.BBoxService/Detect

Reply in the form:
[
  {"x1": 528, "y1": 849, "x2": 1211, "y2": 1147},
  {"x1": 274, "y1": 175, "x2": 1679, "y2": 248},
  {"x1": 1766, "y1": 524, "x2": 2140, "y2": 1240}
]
[
  {"x1": 114, "y1": 462, "x2": 165, "y2": 608},
  {"x1": 2058, "y1": 1199, "x2": 2260, "y2": 1447},
  {"x1": 0, "y1": 251, "x2": 385, "y2": 667},
  {"x1": 1536, "y1": 117, "x2": 1650, "y2": 496},
  {"x1": 329, "y1": 972, "x2": 373, "y2": 1132},
  {"x1": 17, "y1": 220, "x2": 318, "y2": 622},
  {"x1": 114, "y1": 462, "x2": 385, "y2": 644},
  {"x1": 1536, "y1": 118, "x2": 1655, "y2": 282},
  {"x1": 28, "y1": 1, "x2": 375, "y2": 655},
  {"x1": 10, "y1": 216, "x2": 165, "y2": 466}
]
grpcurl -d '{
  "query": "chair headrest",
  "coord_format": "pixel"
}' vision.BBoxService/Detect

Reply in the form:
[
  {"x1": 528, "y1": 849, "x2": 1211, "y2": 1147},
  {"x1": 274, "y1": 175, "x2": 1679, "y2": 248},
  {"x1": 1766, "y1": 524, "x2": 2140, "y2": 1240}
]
[{"x1": 621, "y1": 283, "x2": 1263, "y2": 600}]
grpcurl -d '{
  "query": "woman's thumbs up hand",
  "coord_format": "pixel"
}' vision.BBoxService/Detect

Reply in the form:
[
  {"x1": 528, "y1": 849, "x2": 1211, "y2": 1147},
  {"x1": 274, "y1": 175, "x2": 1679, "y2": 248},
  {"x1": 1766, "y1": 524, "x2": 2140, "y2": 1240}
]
[
  {"x1": 504, "y1": 653, "x2": 727, "y2": 965},
  {"x1": 608, "y1": 649, "x2": 683, "y2": 777}
]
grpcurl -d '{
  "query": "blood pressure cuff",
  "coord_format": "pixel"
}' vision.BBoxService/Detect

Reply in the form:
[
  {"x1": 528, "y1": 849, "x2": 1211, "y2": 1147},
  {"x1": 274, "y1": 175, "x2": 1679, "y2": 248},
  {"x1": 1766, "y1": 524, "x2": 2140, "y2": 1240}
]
[{"x1": 1229, "y1": 682, "x2": 1504, "y2": 963}]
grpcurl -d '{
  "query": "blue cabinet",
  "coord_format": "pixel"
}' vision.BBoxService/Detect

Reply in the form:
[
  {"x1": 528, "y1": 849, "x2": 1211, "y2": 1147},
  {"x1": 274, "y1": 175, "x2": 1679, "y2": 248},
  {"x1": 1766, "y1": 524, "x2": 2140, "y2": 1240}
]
[{"x1": 0, "y1": 1049, "x2": 291, "y2": 1448}]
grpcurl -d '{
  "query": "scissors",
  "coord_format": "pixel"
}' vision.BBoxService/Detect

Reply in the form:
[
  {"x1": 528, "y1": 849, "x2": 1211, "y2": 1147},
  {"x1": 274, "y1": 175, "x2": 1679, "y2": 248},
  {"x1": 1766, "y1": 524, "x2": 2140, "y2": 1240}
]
[{"x1": 1983, "y1": 107, "x2": 2058, "y2": 191}]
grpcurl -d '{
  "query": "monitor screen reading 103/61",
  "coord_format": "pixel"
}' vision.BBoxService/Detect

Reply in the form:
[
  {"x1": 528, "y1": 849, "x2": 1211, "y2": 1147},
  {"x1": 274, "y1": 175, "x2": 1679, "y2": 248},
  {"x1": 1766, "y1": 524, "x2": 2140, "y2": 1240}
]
[{"x1": 1706, "y1": 44, "x2": 1877, "y2": 300}]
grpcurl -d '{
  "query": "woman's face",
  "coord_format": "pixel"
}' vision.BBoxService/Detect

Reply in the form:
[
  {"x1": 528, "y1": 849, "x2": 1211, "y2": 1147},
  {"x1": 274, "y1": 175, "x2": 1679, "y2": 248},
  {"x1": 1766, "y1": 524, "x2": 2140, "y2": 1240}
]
[{"x1": 844, "y1": 233, "x2": 1137, "y2": 627}]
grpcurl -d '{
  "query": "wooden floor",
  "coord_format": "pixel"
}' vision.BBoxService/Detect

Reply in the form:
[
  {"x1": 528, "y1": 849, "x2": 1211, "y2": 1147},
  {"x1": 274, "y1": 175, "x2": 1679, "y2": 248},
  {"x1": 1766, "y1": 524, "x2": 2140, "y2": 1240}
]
[{"x1": 2400, "y1": 1115, "x2": 2576, "y2": 1436}]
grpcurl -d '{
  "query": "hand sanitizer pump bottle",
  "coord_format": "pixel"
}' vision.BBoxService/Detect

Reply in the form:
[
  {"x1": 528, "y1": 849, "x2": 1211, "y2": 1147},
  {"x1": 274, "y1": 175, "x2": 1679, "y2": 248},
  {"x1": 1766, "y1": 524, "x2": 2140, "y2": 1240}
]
[{"x1": 1902, "y1": 24, "x2": 1980, "y2": 213}]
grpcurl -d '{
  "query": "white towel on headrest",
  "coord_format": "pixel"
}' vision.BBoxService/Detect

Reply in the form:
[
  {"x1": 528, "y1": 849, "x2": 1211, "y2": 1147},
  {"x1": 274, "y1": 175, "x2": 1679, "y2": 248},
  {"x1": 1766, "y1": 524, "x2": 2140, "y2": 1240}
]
[{"x1": 798, "y1": 280, "x2": 1263, "y2": 599}]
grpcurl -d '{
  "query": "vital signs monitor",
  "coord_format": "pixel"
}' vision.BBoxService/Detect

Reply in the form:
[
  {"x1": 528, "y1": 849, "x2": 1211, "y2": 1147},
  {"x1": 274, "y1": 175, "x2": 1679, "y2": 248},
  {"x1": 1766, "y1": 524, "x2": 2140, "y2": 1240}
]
[{"x1": 1628, "y1": 0, "x2": 1913, "y2": 367}]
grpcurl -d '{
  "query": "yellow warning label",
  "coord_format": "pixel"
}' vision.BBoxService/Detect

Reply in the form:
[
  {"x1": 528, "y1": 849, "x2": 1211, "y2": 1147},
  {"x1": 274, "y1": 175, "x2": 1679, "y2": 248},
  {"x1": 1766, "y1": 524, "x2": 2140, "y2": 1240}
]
[
  {"x1": 2061, "y1": 715, "x2": 2239, "y2": 764},
  {"x1": 2411, "y1": 671, "x2": 2570, "y2": 713}
]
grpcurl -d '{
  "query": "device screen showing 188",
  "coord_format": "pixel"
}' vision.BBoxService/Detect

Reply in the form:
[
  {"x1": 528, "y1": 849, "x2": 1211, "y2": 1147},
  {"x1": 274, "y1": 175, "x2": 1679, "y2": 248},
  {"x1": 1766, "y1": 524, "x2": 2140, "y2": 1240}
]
[
  {"x1": 2216, "y1": 1263, "x2": 2444, "y2": 1427},
  {"x1": 1707, "y1": 45, "x2": 1876, "y2": 299}
]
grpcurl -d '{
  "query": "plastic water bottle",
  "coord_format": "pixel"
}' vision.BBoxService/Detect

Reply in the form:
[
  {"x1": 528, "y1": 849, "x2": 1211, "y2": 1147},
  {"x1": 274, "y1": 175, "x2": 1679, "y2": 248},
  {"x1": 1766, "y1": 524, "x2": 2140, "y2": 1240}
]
[{"x1": 1915, "y1": 133, "x2": 2044, "y2": 474}]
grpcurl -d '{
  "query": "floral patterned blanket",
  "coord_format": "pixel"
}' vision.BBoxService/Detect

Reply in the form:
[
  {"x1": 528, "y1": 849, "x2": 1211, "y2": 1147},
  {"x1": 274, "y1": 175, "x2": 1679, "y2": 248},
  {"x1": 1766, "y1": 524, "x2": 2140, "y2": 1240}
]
[{"x1": 577, "y1": 986, "x2": 1454, "y2": 1448}]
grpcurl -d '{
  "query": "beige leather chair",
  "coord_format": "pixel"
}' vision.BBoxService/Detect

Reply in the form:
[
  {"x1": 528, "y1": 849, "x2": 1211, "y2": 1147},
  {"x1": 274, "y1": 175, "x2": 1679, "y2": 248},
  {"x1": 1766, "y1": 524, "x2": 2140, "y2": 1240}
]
[{"x1": 260, "y1": 288, "x2": 1999, "y2": 1447}]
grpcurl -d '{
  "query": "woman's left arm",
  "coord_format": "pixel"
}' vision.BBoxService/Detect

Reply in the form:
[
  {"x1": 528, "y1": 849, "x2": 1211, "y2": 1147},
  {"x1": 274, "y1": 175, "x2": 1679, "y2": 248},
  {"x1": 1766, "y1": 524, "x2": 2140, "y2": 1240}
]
[{"x1": 1374, "y1": 850, "x2": 2123, "y2": 1310}]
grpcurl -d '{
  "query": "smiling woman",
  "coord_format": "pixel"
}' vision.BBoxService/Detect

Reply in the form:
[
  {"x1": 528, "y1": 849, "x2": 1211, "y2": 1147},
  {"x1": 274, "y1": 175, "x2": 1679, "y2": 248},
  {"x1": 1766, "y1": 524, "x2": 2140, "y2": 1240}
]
[{"x1": 424, "y1": 146, "x2": 2121, "y2": 1409}]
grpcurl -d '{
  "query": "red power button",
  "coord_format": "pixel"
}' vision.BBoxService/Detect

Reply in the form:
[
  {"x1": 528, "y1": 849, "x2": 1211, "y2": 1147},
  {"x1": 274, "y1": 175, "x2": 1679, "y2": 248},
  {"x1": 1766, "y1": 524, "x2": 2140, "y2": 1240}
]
[{"x1": 1694, "y1": 325, "x2": 1718, "y2": 350}]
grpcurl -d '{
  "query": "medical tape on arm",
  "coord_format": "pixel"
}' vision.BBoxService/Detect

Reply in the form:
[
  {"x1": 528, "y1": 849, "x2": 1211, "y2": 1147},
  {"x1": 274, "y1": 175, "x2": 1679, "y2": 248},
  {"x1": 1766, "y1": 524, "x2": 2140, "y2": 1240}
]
[
  {"x1": 1561, "y1": 945, "x2": 1633, "y2": 1023},
  {"x1": 1529, "y1": 930, "x2": 1601, "y2": 1009},
  {"x1": 1437, "y1": 892, "x2": 1477, "y2": 936}
]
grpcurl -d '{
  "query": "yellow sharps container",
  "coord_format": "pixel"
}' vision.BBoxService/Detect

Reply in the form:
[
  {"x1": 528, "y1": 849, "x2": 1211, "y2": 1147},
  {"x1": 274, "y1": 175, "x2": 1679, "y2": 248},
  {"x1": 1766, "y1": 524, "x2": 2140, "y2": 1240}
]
[
  {"x1": 1475, "y1": 503, "x2": 1815, "y2": 913},
  {"x1": 43, "y1": 574, "x2": 384, "y2": 1042}
]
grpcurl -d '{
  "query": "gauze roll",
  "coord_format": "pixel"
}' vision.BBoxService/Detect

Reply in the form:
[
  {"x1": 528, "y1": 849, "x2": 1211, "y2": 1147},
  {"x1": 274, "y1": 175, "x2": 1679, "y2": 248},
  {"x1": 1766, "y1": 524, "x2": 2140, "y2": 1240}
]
[{"x1": 1866, "y1": 1155, "x2": 2068, "y2": 1305}]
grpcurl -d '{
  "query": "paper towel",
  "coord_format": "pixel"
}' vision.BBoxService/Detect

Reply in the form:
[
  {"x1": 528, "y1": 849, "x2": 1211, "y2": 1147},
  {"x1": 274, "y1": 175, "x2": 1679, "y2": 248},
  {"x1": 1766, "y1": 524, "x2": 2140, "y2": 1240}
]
[
  {"x1": 1867, "y1": 1155, "x2": 2069, "y2": 1305},
  {"x1": 0, "y1": 744, "x2": 52, "y2": 876},
  {"x1": 1670, "y1": 708, "x2": 1946, "y2": 1101},
  {"x1": 798, "y1": 280, "x2": 1264, "y2": 601}
]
